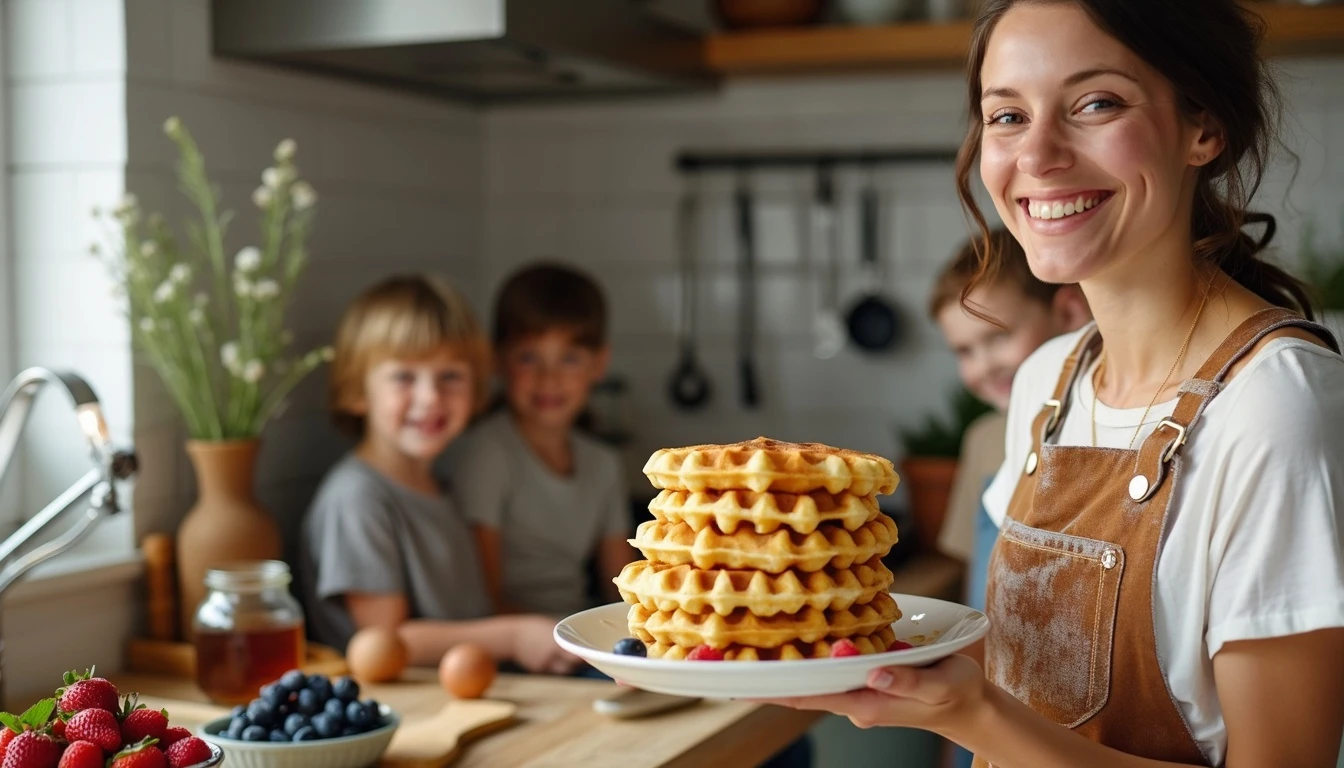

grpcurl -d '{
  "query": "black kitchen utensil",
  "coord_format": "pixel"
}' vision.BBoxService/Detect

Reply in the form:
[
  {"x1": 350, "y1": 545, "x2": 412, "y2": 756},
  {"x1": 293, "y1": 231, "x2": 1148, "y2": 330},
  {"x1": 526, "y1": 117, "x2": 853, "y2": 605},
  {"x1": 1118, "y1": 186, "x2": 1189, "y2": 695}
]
[
  {"x1": 667, "y1": 183, "x2": 712, "y2": 410},
  {"x1": 845, "y1": 176, "x2": 904, "y2": 353},
  {"x1": 812, "y1": 164, "x2": 846, "y2": 360},
  {"x1": 735, "y1": 174, "x2": 760, "y2": 408}
]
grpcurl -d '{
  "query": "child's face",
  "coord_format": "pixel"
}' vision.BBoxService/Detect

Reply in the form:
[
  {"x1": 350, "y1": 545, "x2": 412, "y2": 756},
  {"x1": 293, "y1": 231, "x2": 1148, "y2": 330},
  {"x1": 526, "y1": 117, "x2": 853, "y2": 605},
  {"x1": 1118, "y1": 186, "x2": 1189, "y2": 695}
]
[
  {"x1": 359, "y1": 347, "x2": 474, "y2": 463},
  {"x1": 936, "y1": 283, "x2": 1070, "y2": 411},
  {"x1": 499, "y1": 330, "x2": 608, "y2": 431}
]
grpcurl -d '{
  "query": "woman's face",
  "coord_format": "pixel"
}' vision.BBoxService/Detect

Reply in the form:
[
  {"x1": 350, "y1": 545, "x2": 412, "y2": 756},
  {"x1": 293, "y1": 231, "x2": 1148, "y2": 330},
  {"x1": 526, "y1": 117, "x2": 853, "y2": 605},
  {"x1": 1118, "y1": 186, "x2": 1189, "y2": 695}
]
[{"x1": 977, "y1": 2, "x2": 1217, "y2": 286}]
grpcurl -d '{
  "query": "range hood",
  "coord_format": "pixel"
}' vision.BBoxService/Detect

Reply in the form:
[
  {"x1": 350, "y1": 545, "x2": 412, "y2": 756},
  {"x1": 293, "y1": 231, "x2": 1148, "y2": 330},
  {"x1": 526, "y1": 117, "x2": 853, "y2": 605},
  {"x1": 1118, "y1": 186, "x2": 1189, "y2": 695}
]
[{"x1": 211, "y1": 0, "x2": 717, "y2": 104}]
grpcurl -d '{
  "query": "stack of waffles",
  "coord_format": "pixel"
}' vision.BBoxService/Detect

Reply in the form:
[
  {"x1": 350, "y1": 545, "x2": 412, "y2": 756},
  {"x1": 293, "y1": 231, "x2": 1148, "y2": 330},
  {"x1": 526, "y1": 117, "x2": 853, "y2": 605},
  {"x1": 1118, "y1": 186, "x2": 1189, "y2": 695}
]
[{"x1": 616, "y1": 437, "x2": 903, "y2": 660}]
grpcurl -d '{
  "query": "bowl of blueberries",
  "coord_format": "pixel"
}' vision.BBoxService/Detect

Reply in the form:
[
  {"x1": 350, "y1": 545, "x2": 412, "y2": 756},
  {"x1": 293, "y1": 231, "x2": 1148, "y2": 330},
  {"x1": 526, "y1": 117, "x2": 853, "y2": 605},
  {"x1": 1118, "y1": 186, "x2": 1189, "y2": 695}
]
[{"x1": 199, "y1": 670, "x2": 400, "y2": 768}]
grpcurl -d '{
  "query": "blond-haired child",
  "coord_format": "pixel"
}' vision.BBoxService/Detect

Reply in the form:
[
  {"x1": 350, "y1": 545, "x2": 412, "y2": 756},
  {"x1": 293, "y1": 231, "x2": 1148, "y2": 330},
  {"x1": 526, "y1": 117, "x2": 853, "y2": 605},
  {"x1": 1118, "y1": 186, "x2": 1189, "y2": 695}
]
[{"x1": 299, "y1": 274, "x2": 579, "y2": 674}]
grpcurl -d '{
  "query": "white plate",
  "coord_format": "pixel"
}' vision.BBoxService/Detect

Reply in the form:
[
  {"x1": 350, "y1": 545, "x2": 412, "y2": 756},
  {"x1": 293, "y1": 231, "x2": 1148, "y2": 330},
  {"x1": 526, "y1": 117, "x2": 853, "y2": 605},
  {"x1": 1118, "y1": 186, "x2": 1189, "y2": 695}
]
[{"x1": 555, "y1": 593, "x2": 989, "y2": 698}]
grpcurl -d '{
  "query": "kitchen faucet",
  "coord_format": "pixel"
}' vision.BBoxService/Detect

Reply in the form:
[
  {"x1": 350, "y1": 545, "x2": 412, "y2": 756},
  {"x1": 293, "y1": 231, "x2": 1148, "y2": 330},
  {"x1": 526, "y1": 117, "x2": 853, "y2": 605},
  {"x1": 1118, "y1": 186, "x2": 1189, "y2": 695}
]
[{"x1": 0, "y1": 368, "x2": 137, "y2": 706}]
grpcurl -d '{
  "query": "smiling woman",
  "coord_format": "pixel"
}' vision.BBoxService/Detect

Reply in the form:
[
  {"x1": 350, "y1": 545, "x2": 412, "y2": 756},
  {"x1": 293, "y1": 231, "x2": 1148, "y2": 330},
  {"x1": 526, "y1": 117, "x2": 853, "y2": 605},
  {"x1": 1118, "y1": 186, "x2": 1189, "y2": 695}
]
[{"x1": 762, "y1": 2, "x2": 1344, "y2": 767}]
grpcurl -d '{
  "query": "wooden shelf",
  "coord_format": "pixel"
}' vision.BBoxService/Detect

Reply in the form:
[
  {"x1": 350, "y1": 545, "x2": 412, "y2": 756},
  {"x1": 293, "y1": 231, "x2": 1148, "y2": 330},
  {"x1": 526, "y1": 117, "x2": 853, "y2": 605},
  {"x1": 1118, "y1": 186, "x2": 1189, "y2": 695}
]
[{"x1": 704, "y1": 3, "x2": 1344, "y2": 75}]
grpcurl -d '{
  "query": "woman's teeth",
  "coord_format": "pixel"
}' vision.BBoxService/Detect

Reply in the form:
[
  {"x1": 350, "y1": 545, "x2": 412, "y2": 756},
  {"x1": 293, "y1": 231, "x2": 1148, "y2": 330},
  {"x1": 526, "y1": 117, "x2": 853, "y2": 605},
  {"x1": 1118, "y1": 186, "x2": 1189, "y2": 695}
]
[{"x1": 1027, "y1": 195, "x2": 1102, "y2": 220}]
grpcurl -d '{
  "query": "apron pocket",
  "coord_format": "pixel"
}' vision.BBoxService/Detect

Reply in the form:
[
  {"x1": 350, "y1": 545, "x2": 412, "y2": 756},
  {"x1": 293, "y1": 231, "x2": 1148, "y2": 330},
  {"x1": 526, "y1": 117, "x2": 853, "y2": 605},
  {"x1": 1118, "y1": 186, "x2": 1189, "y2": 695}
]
[{"x1": 986, "y1": 518, "x2": 1124, "y2": 728}]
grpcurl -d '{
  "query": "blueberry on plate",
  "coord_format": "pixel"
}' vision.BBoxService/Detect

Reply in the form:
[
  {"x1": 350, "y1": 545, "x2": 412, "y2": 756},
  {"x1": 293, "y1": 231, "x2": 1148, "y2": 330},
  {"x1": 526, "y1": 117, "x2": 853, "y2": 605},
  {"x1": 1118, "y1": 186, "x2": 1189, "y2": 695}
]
[
  {"x1": 341, "y1": 726, "x2": 361, "y2": 737},
  {"x1": 230, "y1": 705, "x2": 247, "y2": 720},
  {"x1": 362, "y1": 700, "x2": 381, "y2": 726},
  {"x1": 322, "y1": 697, "x2": 346, "y2": 722},
  {"x1": 306, "y1": 675, "x2": 333, "y2": 701},
  {"x1": 332, "y1": 675, "x2": 360, "y2": 703},
  {"x1": 292, "y1": 726, "x2": 318, "y2": 742},
  {"x1": 296, "y1": 688, "x2": 322, "y2": 716},
  {"x1": 344, "y1": 700, "x2": 373, "y2": 730},
  {"x1": 310, "y1": 712, "x2": 341, "y2": 739},
  {"x1": 225, "y1": 717, "x2": 248, "y2": 740},
  {"x1": 246, "y1": 700, "x2": 277, "y2": 730},
  {"x1": 261, "y1": 683, "x2": 290, "y2": 709},
  {"x1": 279, "y1": 669, "x2": 307, "y2": 693},
  {"x1": 268, "y1": 729, "x2": 289, "y2": 742},
  {"x1": 613, "y1": 637, "x2": 647, "y2": 657},
  {"x1": 283, "y1": 713, "x2": 308, "y2": 736}
]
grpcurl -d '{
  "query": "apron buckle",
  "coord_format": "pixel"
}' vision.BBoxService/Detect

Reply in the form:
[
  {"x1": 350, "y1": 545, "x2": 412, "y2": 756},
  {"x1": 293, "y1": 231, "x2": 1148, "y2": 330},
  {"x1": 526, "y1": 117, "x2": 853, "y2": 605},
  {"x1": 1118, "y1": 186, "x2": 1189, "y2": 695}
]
[
  {"x1": 1155, "y1": 419, "x2": 1187, "y2": 463},
  {"x1": 1042, "y1": 399, "x2": 1062, "y2": 433}
]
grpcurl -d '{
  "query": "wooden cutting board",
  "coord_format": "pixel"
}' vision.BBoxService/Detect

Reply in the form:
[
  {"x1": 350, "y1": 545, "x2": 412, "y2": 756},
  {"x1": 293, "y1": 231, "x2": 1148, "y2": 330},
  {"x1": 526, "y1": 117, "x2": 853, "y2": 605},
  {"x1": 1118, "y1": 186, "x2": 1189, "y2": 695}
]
[{"x1": 137, "y1": 695, "x2": 517, "y2": 768}]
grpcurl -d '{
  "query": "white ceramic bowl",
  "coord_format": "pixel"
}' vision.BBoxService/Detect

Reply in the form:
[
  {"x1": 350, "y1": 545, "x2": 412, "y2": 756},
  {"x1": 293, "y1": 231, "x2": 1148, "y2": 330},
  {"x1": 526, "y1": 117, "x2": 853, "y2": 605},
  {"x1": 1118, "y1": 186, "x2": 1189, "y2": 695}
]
[{"x1": 198, "y1": 706, "x2": 399, "y2": 768}]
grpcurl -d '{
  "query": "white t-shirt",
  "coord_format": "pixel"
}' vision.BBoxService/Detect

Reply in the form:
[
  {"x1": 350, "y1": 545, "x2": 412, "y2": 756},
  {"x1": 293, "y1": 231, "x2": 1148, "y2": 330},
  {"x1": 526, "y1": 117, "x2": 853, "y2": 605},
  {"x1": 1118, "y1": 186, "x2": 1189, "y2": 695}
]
[{"x1": 983, "y1": 327, "x2": 1344, "y2": 766}]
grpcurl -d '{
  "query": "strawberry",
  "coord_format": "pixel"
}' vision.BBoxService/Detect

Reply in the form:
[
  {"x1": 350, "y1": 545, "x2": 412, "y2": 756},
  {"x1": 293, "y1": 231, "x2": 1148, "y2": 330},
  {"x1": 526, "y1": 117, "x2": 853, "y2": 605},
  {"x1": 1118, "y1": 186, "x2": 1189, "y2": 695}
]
[
  {"x1": 0, "y1": 729, "x2": 19, "y2": 761},
  {"x1": 1, "y1": 731, "x2": 60, "y2": 768},
  {"x1": 158, "y1": 728, "x2": 191, "y2": 749},
  {"x1": 164, "y1": 738, "x2": 211, "y2": 768},
  {"x1": 890, "y1": 640, "x2": 914, "y2": 651},
  {"x1": 829, "y1": 639, "x2": 861, "y2": 658},
  {"x1": 108, "y1": 741, "x2": 165, "y2": 768},
  {"x1": 45, "y1": 722, "x2": 62, "y2": 743},
  {"x1": 57, "y1": 669, "x2": 119, "y2": 716},
  {"x1": 685, "y1": 644, "x2": 723, "y2": 661},
  {"x1": 56, "y1": 741, "x2": 103, "y2": 768},
  {"x1": 119, "y1": 710, "x2": 167, "y2": 746},
  {"x1": 64, "y1": 709, "x2": 120, "y2": 753}
]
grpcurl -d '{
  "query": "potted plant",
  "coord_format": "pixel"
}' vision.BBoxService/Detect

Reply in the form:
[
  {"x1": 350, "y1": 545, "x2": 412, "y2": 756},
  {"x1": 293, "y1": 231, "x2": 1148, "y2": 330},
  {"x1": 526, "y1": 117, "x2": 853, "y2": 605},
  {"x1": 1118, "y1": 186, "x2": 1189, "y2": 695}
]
[
  {"x1": 95, "y1": 117, "x2": 331, "y2": 636},
  {"x1": 897, "y1": 386, "x2": 993, "y2": 550},
  {"x1": 1298, "y1": 215, "x2": 1344, "y2": 341}
]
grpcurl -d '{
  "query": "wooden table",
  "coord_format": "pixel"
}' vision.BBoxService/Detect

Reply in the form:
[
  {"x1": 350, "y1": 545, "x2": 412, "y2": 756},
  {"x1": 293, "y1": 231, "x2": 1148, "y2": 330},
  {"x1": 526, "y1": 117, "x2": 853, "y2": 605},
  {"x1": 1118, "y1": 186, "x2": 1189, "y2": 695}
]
[{"x1": 111, "y1": 670, "x2": 820, "y2": 768}]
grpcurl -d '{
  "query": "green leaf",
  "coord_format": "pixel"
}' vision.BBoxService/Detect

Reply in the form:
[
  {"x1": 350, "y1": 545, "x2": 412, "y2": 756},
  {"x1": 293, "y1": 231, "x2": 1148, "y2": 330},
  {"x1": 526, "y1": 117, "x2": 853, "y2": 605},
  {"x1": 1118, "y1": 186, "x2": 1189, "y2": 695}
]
[
  {"x1": 0, "y1": 713, "x2": 23, "y2": 733},
  {"x1": 19, "y1": 698, "x2": 56, "y2": 730}
]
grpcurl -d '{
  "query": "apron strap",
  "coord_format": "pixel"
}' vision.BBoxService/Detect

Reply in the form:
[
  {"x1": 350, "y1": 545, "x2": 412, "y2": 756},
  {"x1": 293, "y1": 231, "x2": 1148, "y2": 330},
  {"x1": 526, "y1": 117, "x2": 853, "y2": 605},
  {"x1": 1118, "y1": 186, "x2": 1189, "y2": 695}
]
[
  {"x1": 1127, "y1": 307, "x2": 1340, "y2": 502},
  {"x1": 1024, "y1": 326, "x2": 1102, "y2": 476}
]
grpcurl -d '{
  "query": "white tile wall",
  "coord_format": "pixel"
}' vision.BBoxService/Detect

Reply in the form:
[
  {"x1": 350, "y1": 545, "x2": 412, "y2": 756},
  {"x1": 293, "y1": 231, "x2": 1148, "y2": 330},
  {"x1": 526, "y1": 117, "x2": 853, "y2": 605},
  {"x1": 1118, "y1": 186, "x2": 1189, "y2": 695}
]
[{"x1": 482, "y1": 61, "x2": 1344, "y2": 490}]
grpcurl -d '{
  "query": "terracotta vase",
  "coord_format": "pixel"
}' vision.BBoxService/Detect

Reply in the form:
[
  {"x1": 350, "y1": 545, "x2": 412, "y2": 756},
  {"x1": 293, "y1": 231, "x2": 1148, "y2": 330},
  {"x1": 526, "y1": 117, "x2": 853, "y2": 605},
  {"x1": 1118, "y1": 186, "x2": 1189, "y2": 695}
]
[
  {"x1": 900, "y1": 456, "x2": 959, "y2": 550},
  {"x1": 176, "y1": 439, "x2": 282, "y2": 639}
]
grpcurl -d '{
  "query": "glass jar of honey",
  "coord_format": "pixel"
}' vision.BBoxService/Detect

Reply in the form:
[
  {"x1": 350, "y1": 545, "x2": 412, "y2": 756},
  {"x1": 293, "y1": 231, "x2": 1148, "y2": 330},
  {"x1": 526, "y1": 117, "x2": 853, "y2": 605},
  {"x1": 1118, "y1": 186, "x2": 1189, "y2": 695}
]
[{"x1": 193, "y1": 560, "x2": 305, "y2": 705}]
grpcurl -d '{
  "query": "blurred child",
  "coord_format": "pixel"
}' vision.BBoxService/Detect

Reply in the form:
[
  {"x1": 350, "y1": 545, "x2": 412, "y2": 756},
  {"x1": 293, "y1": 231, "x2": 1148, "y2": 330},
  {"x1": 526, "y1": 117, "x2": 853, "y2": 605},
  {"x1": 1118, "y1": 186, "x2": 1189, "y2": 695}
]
[
  {"x1": 930, "y1": 228, "x2": 1091, "y2": 610},
  {"x1": 300, "y1": 274, "x2": 579, "y2": 675},
  {"x1": 449, "y1": 263, "x2": 632, "y2": 618}
]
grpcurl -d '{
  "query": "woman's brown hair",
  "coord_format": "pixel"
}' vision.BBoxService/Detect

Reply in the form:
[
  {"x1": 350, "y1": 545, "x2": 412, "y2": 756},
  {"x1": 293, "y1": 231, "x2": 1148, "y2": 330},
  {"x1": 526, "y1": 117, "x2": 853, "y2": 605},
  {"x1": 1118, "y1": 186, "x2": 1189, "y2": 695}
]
[{"x1": 955, "y1": 0, "x2": 1315, "y2": 319}]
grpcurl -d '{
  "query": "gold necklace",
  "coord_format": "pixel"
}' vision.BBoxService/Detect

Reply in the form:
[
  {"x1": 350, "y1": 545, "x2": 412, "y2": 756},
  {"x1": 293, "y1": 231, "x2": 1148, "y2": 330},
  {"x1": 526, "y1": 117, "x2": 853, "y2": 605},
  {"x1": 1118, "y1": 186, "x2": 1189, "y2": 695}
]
[{"x1": 1091, "y1": 273, "x2": 1221, "y2": 450}]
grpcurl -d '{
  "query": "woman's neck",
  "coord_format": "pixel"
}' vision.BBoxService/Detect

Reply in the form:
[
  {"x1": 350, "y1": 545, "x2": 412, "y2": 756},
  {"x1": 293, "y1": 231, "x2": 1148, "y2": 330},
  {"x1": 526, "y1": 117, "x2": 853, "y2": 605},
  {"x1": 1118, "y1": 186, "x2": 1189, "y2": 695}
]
[
  {"x1": 356, "y1": 439, "x2": 439, "y2": 495},
  {"x1": 1083, "y1": 240, "x2": 1228, "y2": 409}
]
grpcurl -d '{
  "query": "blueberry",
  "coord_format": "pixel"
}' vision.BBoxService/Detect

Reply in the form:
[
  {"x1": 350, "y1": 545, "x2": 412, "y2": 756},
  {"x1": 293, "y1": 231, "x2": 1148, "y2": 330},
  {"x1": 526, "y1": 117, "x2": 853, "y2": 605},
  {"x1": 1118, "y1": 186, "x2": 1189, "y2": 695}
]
[
  {"x1": 296, "y1": 688, "x2": 322, "y2": 716},
  {"x1": 283, "y1": 713, "x2": 308, "y2": 736},
  {"x1": 613, "y1": 637, "x2": 647, "y2": 657},
  {"x1": 261, "y1": 683, "x2": 289, "y2": 709},
  {"x1": 332, "y1": 676, "x2": 360, "y2": 703},
  {"x1": 291, "y1": 726, "x2": 318, "y2": 742},
  {"x1": 246, "y1": 699, "x2": 277, "y2": 729},
  {"x1": 322, "y1": 697, "x2": 346, "y2": 720},
  {"x1": 306, "y1": 675, "x2": 333, "y2": 701},
  {"x1": 344, "y1": 700, "x2": 373, "y2": 730},
  {"x1": 225, "y1": 716, "x2": 248, "y2": 740},
  {"x1": 268, "y1": 729, "x2": 289, "y2": 742},
  {"x1": 310, "y1": 712, "x2": 340, "y2": 739},
  {"x1": 279, "y1": 669, "x2": 308, "y2": 693},
  {"x1": 241, "y1": 725, "x2": 268, "y2": 742},
  {"x1": 362, "y1": 700, "x2": 381, "y2": 726},
  {"x1": 340, "y1": 727, "x2": 361, "y2": 737},
  {"x1": 230, "y1": 705, "x2": 247, "y2": 720}
]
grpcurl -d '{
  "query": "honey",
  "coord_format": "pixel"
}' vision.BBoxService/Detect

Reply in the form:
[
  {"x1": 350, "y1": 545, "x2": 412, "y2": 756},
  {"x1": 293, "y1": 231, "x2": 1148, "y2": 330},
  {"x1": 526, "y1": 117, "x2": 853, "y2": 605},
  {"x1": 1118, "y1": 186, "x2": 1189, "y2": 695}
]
[{"x1": 195, "y1": 623, "x2": 304, "y2": 705}]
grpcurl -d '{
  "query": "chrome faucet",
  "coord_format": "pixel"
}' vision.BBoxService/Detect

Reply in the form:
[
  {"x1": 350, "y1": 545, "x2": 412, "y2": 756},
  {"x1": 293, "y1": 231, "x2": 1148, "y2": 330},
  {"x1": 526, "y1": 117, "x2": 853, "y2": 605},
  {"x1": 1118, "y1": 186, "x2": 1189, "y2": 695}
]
[{"x1": 0, "y1": 368, "x2": 137, "y2": 706}]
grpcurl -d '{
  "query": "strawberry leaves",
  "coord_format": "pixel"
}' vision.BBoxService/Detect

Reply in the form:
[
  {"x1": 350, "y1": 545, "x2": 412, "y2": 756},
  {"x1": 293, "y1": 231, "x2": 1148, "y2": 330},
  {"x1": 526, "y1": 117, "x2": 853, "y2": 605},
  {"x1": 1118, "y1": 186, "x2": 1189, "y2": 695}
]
[{"x1": 0, "y1": 697, "x2": 58, "y2": 733}]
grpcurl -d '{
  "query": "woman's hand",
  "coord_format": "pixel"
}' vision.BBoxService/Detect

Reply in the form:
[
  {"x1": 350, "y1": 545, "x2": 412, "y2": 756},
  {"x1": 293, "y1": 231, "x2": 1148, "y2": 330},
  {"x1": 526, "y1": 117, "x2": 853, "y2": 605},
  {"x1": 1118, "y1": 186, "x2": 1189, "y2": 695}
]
[{"x1": 758, "y1": 653, "x2": 989, "y2": 734}]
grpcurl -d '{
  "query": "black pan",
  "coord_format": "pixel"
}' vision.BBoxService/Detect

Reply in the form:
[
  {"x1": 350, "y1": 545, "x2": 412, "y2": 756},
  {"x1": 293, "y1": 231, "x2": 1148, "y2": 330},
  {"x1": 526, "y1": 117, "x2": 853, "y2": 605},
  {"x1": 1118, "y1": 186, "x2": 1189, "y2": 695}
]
[{"x1": 845, "y1": 178, "x2": 904, "y2": 353}]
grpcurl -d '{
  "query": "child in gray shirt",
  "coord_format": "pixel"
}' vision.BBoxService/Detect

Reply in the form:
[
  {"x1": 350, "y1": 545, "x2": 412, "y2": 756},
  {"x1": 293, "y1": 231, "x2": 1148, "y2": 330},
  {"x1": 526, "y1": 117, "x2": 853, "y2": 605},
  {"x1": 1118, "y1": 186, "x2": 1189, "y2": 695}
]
[
  {"x1": 449, "y1": 264, "x2": 633, "y2": 617},
  {"x1": 299, "y1": 274, "x2": 579, "y2": 675}
]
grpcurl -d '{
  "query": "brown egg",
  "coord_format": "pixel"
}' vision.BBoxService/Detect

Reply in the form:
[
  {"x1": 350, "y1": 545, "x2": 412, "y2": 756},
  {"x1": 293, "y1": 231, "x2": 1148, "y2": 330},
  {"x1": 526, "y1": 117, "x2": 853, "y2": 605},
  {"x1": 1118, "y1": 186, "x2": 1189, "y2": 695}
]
[
  {"x1": 438, "y1": 643, "x2": 496, "y2": 699},
  {"x1": 346, "y1": 625, "x2": 409, "y2": 683}
]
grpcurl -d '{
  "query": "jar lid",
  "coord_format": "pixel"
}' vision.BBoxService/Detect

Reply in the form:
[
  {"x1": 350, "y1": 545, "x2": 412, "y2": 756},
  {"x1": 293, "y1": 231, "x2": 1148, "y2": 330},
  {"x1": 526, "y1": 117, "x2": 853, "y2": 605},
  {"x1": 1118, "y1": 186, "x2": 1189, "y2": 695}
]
[{"x1": 204, "y1": 560, "x2": 292, "y2": 592}]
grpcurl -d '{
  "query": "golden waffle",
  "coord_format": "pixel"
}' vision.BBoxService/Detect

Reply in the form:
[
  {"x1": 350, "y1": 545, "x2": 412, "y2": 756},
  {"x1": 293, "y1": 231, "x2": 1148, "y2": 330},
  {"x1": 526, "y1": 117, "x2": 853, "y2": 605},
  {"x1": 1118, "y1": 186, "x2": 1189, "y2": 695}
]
[
  {"x1": 648, "y1": 489, "x2": 879, "y2": 534},
  {"x1": 646, "y1": 627, "x2": 898, "y2": 660},
  {"x1": 630, "y1": 515, "x2": 898, "y2": 573},
  {"x1": 629, "y1": 592, "x2": 900, "y2": 649},
  {"x1": 643, "y1": 437, "x2": 899, "y2": 496},
  {"x1": 615, "y1": 558, "x2": 895, "y2": 616}
]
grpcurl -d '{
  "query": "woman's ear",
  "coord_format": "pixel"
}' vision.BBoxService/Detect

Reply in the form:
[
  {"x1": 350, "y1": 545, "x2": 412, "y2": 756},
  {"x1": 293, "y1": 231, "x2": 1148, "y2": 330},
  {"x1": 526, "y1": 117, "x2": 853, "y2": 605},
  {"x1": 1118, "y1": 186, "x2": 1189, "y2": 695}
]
[{"x1": 1188, "y1": 111, "x2": 1226, "y2": 168}]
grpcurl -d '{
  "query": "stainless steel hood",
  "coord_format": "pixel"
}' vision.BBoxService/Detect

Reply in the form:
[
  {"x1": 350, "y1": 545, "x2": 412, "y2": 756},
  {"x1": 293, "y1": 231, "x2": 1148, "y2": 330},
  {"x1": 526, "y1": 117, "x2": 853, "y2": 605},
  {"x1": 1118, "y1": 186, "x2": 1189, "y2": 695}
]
[{"x1": 211, "y1": 0, "x2": 717, "y2": 104}]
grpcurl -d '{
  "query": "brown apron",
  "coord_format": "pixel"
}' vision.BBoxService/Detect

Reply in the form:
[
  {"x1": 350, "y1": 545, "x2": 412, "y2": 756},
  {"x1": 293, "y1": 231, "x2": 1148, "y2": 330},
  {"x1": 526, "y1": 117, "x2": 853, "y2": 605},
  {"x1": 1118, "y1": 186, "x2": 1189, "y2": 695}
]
[{"x1": 970, "y1": 308, "x2": 1339, "y2": 768}]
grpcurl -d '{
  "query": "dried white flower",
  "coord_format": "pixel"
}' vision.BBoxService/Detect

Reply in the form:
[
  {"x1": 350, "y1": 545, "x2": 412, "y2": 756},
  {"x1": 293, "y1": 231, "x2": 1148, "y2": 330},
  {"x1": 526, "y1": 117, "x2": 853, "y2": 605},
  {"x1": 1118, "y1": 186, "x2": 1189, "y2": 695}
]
[
  {"x1": 235, "y1": 246, "x2": 262, "y2": 273},
  {"x1": 242, "y1": 360, "x2": 265, "y2": 383},
  {"x1": 169, "y1": 263, "x2": 191, "y2": 284},
  {"x1": 221, "y1": 341, "x2": 240, "y2": 371},
  {"x1": 252, "y1": 186, "x2": 273, "y2": 209},
  {"x1": 163, "y1": 116, "x2": 183, "y2": 138},
  {"x1": 290, "y1": 181, "x2": 317, "y2": 211},
  {"x1": 115, "y1": 193, "x2": 138, "y2": 214},
  {"x1": 262, "y1": 167, "x2": 282, "y2": 189},
  {"x1": 188, "y1": 307, "x2": 205, "y2": 325},
  {"x1": 140, "y1": 241, "x2": 158, "y2": 258},
  {"x1": 153, "y1": 281, "x2": 176, "y2": 303},
  {"x1": 252, "y1": 279, "x2": 280, "y2": 301},
  {"x1": 274, "y1": 139, "x2": 297, "y2": 163},
  {"x1": 234, "y1": 275, "x2": 252, "y2": 298},
  {"x1": 139, "y1": 317, "x2": 155, "y2": 333}
]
